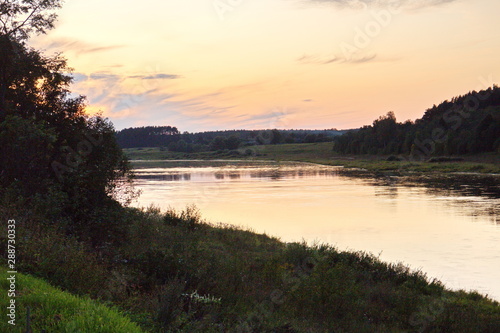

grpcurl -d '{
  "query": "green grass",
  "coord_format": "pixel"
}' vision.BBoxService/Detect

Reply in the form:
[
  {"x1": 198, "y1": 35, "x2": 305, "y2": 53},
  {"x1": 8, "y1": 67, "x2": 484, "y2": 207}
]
[
  {"x1": 0, "y1": 269, "x2": 144, "y2": 332},
  {"x1": 123, "y1": 143, "x2": 500, "y2": 175},
  {"x1": 123, "y1": 147, "x2": 242, "y2": 161}
]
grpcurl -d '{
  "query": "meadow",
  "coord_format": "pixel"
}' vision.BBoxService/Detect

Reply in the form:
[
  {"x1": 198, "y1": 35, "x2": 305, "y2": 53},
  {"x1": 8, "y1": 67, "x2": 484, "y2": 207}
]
[{"x1": 124, "y1": 142, "x2": 500, "y2": 175}]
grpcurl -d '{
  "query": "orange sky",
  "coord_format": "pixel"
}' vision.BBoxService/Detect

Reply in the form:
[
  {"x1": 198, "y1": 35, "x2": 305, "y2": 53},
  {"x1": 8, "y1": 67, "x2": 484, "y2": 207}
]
[{"x1": 32, "y1": 0, "x2": 500, "y2": 131}]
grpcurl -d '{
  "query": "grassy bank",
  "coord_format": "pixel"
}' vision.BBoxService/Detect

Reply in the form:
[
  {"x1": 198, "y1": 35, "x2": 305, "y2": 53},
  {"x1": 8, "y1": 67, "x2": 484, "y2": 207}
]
[
  {"x1": 0, "y1": 269, "x2": 144, "y2": 332},
  {"x1": 5, "y1": 205, "x2": 500, "y2": 332},
  {"x1": 123, "y1": 143, "x2": 500, "y2": 175}
]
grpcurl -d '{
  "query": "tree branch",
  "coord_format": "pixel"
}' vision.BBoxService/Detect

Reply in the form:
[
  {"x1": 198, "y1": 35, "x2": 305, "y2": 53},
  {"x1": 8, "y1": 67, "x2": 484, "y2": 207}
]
[
  {"x1": 10, "y1": 4, "x2": 41, "y2": 36},
  {"x1": 0, "y1": 16, "x2": 8, "y2": 34}
]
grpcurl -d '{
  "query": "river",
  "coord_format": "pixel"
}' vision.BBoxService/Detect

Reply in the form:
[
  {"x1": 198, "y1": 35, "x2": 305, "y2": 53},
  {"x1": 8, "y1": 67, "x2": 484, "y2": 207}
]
[{"x1": 131, "y1": 160, "x2": 500, "y2": 301}]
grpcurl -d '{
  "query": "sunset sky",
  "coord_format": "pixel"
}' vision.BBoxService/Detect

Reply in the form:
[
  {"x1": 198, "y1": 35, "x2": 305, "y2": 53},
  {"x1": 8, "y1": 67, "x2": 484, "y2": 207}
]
[{"x1": 32, "y1": 0, "x2": 500, "y2": 132}]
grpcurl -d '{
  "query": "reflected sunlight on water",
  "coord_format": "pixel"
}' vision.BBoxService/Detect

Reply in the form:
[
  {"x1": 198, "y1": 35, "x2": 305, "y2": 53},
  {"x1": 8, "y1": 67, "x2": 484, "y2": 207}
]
[{"x1": 132, "y1": 160, "x2": 500, "y2": 300}]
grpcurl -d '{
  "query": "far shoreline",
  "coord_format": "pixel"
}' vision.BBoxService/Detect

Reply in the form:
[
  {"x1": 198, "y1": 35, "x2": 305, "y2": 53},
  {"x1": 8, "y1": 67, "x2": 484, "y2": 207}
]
[{"x1": 123, "y1": 142, "x2": 500, "y2": 177}]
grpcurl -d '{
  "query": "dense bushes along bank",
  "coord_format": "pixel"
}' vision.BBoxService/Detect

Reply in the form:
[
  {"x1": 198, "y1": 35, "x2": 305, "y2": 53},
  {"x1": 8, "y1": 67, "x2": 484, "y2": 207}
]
[{"x1": 2, "y1": 203, "x2": 499, "y2": 332}]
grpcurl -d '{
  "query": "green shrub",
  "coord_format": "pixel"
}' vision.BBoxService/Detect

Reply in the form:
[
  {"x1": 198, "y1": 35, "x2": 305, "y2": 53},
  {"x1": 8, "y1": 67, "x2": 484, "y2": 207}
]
[
  {"x1": 14, "y1": 224, "x2": 108, "y2": 298},
  {"x1": 163, "y1": 205, "x2": 203, "y2": 230}
]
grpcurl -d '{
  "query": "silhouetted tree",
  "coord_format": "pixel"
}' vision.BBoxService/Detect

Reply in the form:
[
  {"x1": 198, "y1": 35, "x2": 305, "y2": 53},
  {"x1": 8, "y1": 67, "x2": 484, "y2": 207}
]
[
  {"x1": 224, "y1": 135, "x2": 242, "y2": 150},
  {"x1": 333, "y1": 88, "x2": 500, "y2": 156},
  {"x1": 0, "y1": 0, "x2": 63, "y2": 119},
  {"x1": 372, "y1": 111, "x2": 397, "y2": 153},
  {"x1": 270, "y1": 129, "x2": 282, "y2": 144},
  {"x1": 0, "y1": 3, "x2": 135, "y2": 245},
  {"x1": 210, "y1": 136, "x2": 227, "y2": 151}
]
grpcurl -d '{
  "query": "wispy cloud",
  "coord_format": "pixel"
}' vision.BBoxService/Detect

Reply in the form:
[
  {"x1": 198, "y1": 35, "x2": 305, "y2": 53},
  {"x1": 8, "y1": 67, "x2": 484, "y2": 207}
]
[
  {"x1": 297, "y1": 52, "x2": 378, "y2": 65},
  {"x1": 72, "y1": 73, "x2": 88, "y2": 83},
  {"x1": 41, "y1": 37, "x2": 126, "y2": 55},
  {"x1": 303, "y1": 0, "x2": 458, "y2": 10},
  {"x1": 73, "y1": 72, "x2": 182, "y2": 83},
  {"x1": 89, "y1": 72, "x2": 122, "y2": 81},
  {"x1": 72, "y1": 73, "x2": 239, "y2": 130},
  {"x1": 348, "y1": 53, "x2": 377, "y2": 63},
  {"x1": 80, "y1": 45, "x2": 126, "y2": 54},
  {"x1": 297, "y1": 54, "x2": 339, "y2": 65},
  {"x1": 143, "y1": 74, "x2": 181, "y2": 80}
]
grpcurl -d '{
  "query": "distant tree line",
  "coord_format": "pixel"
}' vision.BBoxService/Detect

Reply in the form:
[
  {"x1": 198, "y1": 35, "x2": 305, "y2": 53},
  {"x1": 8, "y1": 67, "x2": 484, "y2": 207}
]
[
  {"x1": 116, "y1": 127, "x2": 345, "y2": 152},
  {"x1": 334, "y1": 86, "x2": 500, "y2": 157}
]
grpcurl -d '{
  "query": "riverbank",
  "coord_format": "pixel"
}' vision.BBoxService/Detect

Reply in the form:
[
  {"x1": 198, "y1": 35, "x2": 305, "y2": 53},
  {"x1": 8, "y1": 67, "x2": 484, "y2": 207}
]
[
  {"x1": 8, "y1": 204, "x2": 500, "y2": 332},
  {"x1": 123, "y1": 143, "x2": 500, "y2": 175},
  {"x1": 3, "y1": 145, "x2": 500, "y2": 331},
  {"x1": 124, "y1": 144, "x2": 500, "y2": 201}
]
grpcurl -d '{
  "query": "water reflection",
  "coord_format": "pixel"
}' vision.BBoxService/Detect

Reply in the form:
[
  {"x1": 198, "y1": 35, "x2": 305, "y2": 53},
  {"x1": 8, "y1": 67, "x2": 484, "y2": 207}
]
[
  {"x1": 137, "y1": 173, "x2": 192, "y2": 181},
  {"x1": 359, "y1": 175, "x2": 500, "y2": 223},
  {"x1": 133, "y1": 161, "x2": 342, "y2": 182},
  {"x1": 132, "y1": 160, "x2": 500, "y2": 300},
  {"x1": 374, "y1": 185, "x2": 399, "y2": 199},
  {"x1": 410, "y1": 175, "x2": 500, "y2": 199},
  {"x1": 133, "y1": 161, "x2": 500, "y2": 226}
]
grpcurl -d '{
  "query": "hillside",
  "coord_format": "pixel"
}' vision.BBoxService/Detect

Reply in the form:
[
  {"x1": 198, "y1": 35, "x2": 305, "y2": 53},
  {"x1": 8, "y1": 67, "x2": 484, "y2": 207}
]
[
  {"x1": 0, "y1": 269, "x2": 143, "y2": 332},
  {"x1": 117, "y1": 87, "x2": 500, "y2": 158},
  {"x1": 334, "y1": 86, "x2": 500, "y2": 157}
]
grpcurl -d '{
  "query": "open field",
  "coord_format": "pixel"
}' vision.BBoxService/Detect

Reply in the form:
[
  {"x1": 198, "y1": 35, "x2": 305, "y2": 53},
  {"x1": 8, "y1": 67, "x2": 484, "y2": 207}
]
[{"x1": 123, "y1": 143, "x2": 500, "y2": 175}]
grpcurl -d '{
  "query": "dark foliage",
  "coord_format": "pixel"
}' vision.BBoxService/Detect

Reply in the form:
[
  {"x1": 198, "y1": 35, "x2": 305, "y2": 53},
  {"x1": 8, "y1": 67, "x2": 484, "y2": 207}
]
[
  {"x1": 0, "y1": 37, "x2": 135, "y2": 246},
  {"x1": 116, "y1": 127, "x2": 344, "y2": 151},
  {"x1": 334, "y1": 87, "x2": 500, "y2": 157}
]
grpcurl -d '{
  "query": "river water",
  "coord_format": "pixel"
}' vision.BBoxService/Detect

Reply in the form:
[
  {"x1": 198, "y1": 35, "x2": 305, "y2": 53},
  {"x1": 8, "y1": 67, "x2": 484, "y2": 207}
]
[{"x1": 131, "y1": 160, "x2": 500, "y2": 301}]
